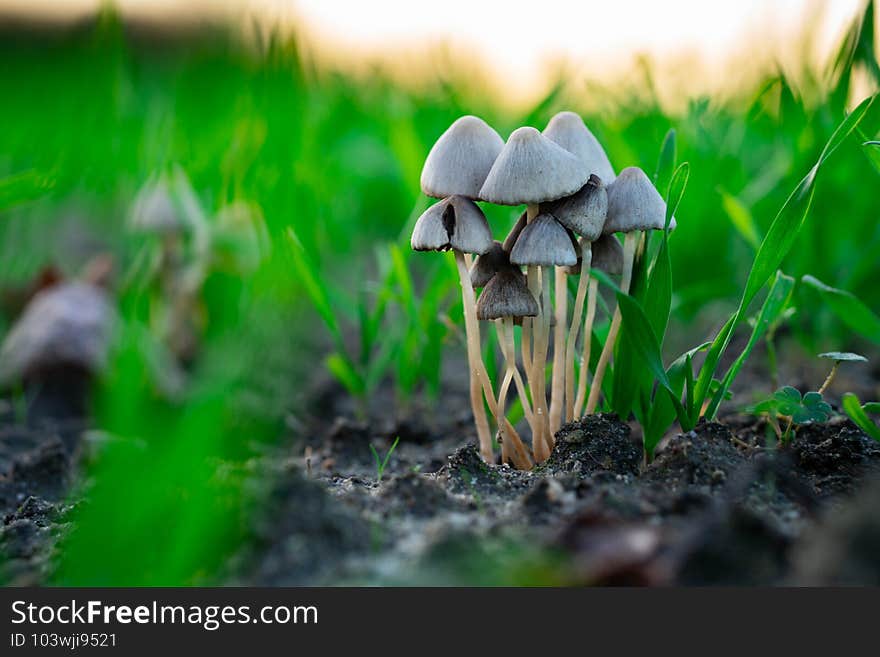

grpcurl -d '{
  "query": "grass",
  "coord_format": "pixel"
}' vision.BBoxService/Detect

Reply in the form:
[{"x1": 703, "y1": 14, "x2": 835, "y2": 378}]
[{"x1": 0, "y1": 3, "x2": 879, "y2": 583}]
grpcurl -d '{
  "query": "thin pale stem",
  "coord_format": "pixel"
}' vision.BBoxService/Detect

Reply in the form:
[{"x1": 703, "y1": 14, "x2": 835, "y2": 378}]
[
  {"x1": 454, "y1": 250, "x2": 494, "y2": 461},
  {"x1": 494, "y1": 319, "x2": 533, "y2": 469},
  {"x1": 497, "y1": 318, "x2": 535, "y2": 427},
  {"x1": 573, "y1": 277, "x2": 599, "y2": 418},
  {"x1": 585, "y1": 231, "x2": 638, "y2": 415},
  {"x1": 521, "y1": 203, "x2": 540, "y2": 380},
  {"x1": 565, "y1": 244, "x2": 592, "y2": 422},
  {"x1": 818, "y1": 362, "x2": 839, "y2": 396},
  {"x1": 549, "y1": 265, "x2": 568, "y2": 434},
  {"x1": 529, "y1": 268, "x2": 553, "y2": 462}
]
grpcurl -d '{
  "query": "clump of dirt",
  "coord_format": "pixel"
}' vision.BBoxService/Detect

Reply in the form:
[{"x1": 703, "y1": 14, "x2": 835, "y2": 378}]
[
  {"x1": 378, "y1": 471, "x2": 460, "y2": 518},
  {"x1": 541, "y1": 414, "x2": 641, "y2": 477},
  {"x1": 643, "y1": 422, "x2": 745, "y2": 490},
  {"x1": 0, "y1": 426, "x2": 70, "y2": 514},
  {"x1": 789, "y1": 419, "x2": 880, "y2": 497},
  {"x1": 443, "y1": 443, "x2": 534, "y2": 500},
  {"x1": 1, "y1": 496, "x2": 75, "y2": 585},
  {"x1": 236, "y1": 456, "x2": 372, "y2": 586},
  {"x1": 792, "y1": 472, "x2": 880, "y2": 585}
]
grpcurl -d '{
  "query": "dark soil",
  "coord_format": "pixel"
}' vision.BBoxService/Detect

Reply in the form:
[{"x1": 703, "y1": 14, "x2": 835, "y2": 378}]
[{"x1": 3, "y1": 350, "x2": 880, "y2": 586}]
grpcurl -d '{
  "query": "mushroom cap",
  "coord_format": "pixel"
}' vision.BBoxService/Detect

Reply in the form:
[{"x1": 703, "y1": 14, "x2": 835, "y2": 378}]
[
  {"x1": 411, "y1": 195, "x2": 493, "y2": 255},
  {"x1": 543, "y1": 111, "x2": 616, "y2": 183},
  {"x1": 479, "y1": 127, "x2": 589, "y2": 205},
  {"x1": 129, "y1": 176, "x2": 184, "y2": 234},
  {"x1": 604, "y1": 167, "x2": 671, "y2": 234},
  {"x1": 542, "y1": 174, "x2": 608, "y2": 241},
  {"x1": 470, "y1": 241, "x2": 517, "y2": 288},
  {"x1": 0, "y1": 282, "x2": 113, "y2": 385},
  {"x1": 420, "y1": 115, "x2": 504, "y2": 200},
  {"x1": 476, "y1": 269, "x2": 539, "y2": 320},
  {"x1": 509, "y1": 213, "x2": 578, "y2": 267},
  {"x1": 587, "y1": 234, "x2": 625, "y2": 276}
]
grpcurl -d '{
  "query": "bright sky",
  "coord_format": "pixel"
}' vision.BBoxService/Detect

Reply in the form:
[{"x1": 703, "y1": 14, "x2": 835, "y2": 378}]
[{"x1": 3, "y1": 1, "x2": 871, "y2": 101}]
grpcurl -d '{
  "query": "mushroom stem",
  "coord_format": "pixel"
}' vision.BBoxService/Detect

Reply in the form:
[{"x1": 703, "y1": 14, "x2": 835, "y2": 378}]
[
  {"x1": 500, "y1": 317, "x2": 535, "y2": 426},
  {"x1": 549, "y1": 265, "x2": 567, "y2": 434},
  {"x1": 454, "y1": 250, "x2": 495, "y2": 461},
  {"x1": 566, "y1": 243, "x2": 592, "y2": 422},
  {"x1": 573, "y1": 277, "x2": 599, "y2": 419},
  {"x1": 818, "y1": 361, "x2": 840, "y2": 396},
  {"x1": 532, "y1": 267, "x2": 553, "y2": 462},
  {"x1": 521, "y1": 203, "x2": 540, "y2": 377},
  {"x1": 494, "y1": 321, "x2": 533, "y2": 469},
  {"x1": 585, "y1": 231, "x2": 638, "y2": 414}
]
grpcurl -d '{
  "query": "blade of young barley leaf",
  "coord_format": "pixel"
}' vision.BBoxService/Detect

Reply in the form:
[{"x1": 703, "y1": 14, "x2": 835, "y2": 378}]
[
  {"x1": 615, "y1": 292, "x2": 685, "y2": 419},
  {"x1": 842, "y1": 393, "x2": 880, "y2": 442},
  {"x1": 694, "y1": 95, "x2": 875, "y2": 418},
  {"x1": 0, "y1": 170, "x2": 55, "y2": 212},
  {"x1": 653, "y1": 129, "x2": 676, "y2": 195},
  {"x1": 705, "y1": 270, "x2": 795, "y2": 418},
  {"x1": 862, "y1": 141, "x2": 880, "y2": 175},
  {"x1": 645, "y1": 163, "x2": 688, "y2": 341},
  {"x1": 802, "y1": 275, "x2": 880, "y2": 343},
  {"x1": 742, "y1": 95, "x2": 873, "y2": 315},
  {"x1": 285, "y1": 228, "x2": 345, "y2": 350},
  {"x1": 719, "y1": 189, "x2": 761, "y2": 250},
  {"x1": 326, "y1": 352, "x2": 366, "y2": 397}
]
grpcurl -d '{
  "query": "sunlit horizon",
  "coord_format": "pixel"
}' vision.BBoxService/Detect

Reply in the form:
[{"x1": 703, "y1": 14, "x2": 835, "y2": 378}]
[{"x1": 1, "y1": 1, "x2": 874, "y2": 104}]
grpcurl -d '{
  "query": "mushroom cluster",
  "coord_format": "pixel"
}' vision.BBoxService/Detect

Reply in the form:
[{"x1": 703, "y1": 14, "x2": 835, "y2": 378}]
[{"x1": 411, "y1": 112, "x2": 673, "y2": 468}]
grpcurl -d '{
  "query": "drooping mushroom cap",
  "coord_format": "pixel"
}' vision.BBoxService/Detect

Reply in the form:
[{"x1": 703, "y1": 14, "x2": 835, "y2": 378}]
[
  {"x1": 479, "y1": 127, "x2": 589, "y2": 205},
  {"x1": 509, "y1": 213, "x2": 578, "y2": 267},
  {"x1": 476, "y1": 269, "x2": 539, "y2": 320},
  {"x1": 543, "y1": 111, "x2": 616, "y2": 183},
  {"x1": 411, "y1": 195, "x2": 493, "y2": 255},
  {"x1": 420, "y1": 116, "x2": 504, "y2": 200},
  {"x1": 604, "y1": 167, "x2": 670, "y2": 234},
  {"x1": 588, "y1": 234, "x2": 625, "y2": 276},
  {"x1": 0, "y1": 282, "x2": 113, "y2": 385},
  {"x1": 542, "y1": 174, "x2": 608, "y2": 241},
  {"x1": 470, "y1": 241, "x2": 518, "y2": 288}
]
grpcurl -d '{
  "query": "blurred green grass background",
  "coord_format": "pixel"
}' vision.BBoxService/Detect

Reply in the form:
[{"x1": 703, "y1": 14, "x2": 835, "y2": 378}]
[{"x1": 0, "y1": 3, "x2": 879, "y2": 584}]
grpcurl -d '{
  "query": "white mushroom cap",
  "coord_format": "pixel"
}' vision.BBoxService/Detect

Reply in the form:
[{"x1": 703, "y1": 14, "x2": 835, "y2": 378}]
[
  {"x1": 410, "y1": 195, "x2": 493, "y2": 255},
  {"x1": 587, "y1": 234, "x2": 625, "y2": 276},
  {"x1": 479, "y1": 127, "x2": 589, "y2": 205},
  {"x1": 420, "y1": 115, "x2": 504, "y2": 200},
  {"x1": 476, "y1": 269, "x2": 539, "y2": 320},
  {"x1": 509, "y1": 213, "x2": 578, "y2": 267},
  {"x1": 542, "y1": 174, "x2": 608, "y2": 241},
  {"x1": 543, "y1": 111, "x2": 616, "y2": 183},
  {"x1": 129, "y1": 175, "x2": 183, "y2": 234},
  {"x1": 604, "y1": 167, "x2": 671, "y2": 234},
  {"x1": 0, "y1": 282, "x2": 113, "y2": 385}
]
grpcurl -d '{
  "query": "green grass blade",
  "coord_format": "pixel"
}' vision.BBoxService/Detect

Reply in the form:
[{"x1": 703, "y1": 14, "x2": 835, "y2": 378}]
[
  {"x1": 0, "y1": 169, "x2": 55, "y2": 212},
  {"x1": 326, "y1": 352, "x2": 366, "y2": 397},
  {"x1": 694, "y1": 94, "x2": 875, "y2": 418},
  {"x1": 706, "y1": 270, "x2": 795, "y2": 418},
  {"x1": 842, "y1": 393, "x2": 880, "y2": 441},
  {"x1": 741, "y1": 94, "x2": 873, "y2": 315},
  {"x1": 653, "y1": 128, "x2": 676, "y2": 194},
  {"x1": 719, "y1": 189, "x2": 761, "y2": 249},
  {"x1": 863, "y1": 141, "x2": 880, "y2": 175},
  {"x1": 803, "y1": 275, "x2": 880, "y2": 343}
]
